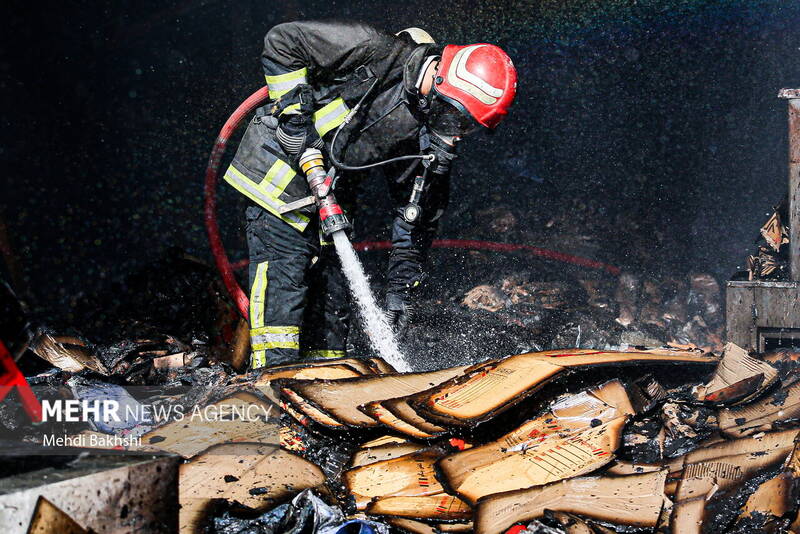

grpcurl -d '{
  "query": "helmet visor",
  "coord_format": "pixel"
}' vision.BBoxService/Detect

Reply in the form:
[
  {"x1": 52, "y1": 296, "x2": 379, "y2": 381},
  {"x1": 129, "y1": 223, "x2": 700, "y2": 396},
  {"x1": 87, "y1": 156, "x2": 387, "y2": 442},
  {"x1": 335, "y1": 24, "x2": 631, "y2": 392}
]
[{"x1": 427, "y1": 98, "x2": 481, "y2": 136}]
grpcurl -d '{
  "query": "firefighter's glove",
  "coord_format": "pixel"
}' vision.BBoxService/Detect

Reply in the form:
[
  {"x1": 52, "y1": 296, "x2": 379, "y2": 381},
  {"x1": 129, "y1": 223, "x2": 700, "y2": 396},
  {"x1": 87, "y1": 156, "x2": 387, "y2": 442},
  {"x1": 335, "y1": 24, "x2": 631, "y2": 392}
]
[
  {"x1": 386, "y1": 292, "x2": 415, "y2": 339},
  {"x1": 422, "y1": 133, "x2": 457, "y2": 175},
  {"x1": 273, "y1": 84, "x2": 322, "y2": 157}
]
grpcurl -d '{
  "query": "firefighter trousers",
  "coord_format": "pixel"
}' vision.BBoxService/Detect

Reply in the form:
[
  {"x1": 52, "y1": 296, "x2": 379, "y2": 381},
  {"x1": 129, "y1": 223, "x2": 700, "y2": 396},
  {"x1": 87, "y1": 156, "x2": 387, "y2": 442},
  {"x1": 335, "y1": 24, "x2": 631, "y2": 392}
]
[{"x1": 245, "y1": 204, "x2": 350, "y2": 368}]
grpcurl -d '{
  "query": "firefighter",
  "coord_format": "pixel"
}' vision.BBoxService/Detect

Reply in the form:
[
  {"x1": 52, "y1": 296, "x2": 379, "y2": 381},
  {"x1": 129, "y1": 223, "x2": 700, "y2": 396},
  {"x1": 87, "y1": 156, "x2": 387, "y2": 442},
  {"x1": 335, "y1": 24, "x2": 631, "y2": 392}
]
[{"x1": 224, "y1": 20, "x2": 517, "y2": 368}]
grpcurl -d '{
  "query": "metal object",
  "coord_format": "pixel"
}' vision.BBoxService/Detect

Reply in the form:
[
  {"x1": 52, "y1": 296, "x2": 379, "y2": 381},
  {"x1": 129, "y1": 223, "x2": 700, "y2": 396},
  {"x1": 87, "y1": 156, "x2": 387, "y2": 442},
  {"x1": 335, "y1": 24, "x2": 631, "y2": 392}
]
[
  {"x1": 726, "y1": 89, "x2": 800, "y2": 351},
  {"x1": 779, "y1": 88, "x2": 800, "y2": 280},
  {"x1": 726, "y1": 280, "x2": 800, "y2": 352},
  {"x1": 403, "y1": 175, "x2": 427, "y2": 223},
  {"x1": 298, "y1": 149, "x2": 351, "y2": 237}
]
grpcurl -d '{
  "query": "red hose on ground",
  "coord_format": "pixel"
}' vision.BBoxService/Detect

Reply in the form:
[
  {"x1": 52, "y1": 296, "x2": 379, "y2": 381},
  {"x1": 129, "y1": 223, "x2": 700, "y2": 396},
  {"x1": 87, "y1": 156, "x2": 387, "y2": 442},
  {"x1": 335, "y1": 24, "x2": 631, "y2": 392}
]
[
  {"x1": 204, "y1": 86, "x2": 270, "y2": 319},
  {"x1": 354, "y1": 240, "x2": 621, "y2": 276},
  {"x1": 205, "y1": 88, "x2": 621, "y2": 317},
  {"x1": 229, "y1": 240, "x2": 619, "y2": 276}
]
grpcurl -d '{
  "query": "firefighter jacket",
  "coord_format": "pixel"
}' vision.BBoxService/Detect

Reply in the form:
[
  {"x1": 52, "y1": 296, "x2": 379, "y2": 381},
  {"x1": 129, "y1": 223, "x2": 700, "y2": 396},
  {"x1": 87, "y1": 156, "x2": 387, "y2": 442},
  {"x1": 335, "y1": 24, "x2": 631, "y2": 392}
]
[{"x1": 225, "y1": 20, "x2": 452, "y2": 296}]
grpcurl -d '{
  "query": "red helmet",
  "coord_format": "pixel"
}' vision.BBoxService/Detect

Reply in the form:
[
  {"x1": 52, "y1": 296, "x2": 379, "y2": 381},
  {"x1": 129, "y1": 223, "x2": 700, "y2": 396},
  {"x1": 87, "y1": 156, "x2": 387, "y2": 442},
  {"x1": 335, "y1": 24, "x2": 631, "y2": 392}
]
[{"x1": 432, "y1": 44, "x2": 517, "y2": 130}]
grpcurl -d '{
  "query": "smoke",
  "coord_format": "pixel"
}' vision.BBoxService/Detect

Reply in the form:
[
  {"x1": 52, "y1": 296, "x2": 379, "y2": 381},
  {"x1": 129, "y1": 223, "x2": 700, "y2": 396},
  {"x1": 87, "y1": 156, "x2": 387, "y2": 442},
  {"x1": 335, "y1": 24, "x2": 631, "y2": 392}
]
[{"x1": 332, "y1": 231, "x2": 410, "y2": 372}]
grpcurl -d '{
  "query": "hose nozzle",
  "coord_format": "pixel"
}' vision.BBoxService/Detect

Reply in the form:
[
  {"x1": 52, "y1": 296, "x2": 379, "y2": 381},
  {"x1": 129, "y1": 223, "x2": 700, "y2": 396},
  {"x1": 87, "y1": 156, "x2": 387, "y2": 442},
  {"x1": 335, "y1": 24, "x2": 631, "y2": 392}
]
[{"x1": 299, "y1": 149, "x2": 351, "y2": 236}]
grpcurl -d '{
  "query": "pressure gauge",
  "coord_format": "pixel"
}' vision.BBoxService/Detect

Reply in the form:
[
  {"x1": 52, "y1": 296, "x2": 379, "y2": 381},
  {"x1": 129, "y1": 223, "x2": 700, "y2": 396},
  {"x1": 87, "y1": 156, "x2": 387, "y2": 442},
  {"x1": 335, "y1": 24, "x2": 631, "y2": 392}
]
[{"x1": 403, "y1": 203, "x2": 421, "y2": 223}]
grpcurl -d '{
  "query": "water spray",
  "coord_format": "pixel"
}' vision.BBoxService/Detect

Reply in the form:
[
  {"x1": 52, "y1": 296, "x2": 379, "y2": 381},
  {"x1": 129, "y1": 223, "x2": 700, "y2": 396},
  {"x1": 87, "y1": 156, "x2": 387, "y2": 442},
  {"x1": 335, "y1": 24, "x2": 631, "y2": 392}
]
[{"x1": 296, "y1": 148, "x2": 410, "y2": 372}]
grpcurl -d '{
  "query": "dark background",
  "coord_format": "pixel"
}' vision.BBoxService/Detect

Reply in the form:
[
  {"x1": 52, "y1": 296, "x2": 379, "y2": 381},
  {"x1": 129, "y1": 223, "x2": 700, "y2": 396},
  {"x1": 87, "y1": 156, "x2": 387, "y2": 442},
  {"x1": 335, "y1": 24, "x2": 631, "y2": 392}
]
[{"x1": 2, "y1": 0, "x2": 799, "y2": 320}]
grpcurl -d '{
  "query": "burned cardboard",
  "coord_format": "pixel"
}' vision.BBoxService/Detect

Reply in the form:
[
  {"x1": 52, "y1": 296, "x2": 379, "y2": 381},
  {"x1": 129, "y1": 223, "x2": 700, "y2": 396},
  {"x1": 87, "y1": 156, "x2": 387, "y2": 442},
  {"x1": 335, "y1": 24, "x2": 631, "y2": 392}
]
[
  {"x1": 627, "y1": 374, "x2": 668, "y2": 412},
  {"x1": 384, "y1": 397, "x2": 451, "y2": 436},
  {"x1": 694, "y1": 343, "x2": 779, "y2": 405},
  {"x1": 614, "y1": 273, "x2": 640, "y2": 327},
  {"x1": 473, "y1": 470, "x2": 668, "y2": 534},
  {"x1": 251, "y1": 358, "x2": 376, "y2": 383},
  {"x1": 622, "y1": 417, "x2": 667, "y2": 464},
  {"x1": 545, "y1": 511, "x2": 606, "y2": 534},
  {"x1": 179, "y1": 443, "x2": 325, "y2": 529},
  {"x1": 0, "y1": 454, "x2": 179, "y2": 534},
  {"x1": 407, "y1": 349, "x2": 714, "y2": 427},
  {"x1": 385, "y1": 517, "x2": 438, "y2": 534},
  {"x1": 30, "y1": 334, "x2": 109, "y2": 375},
  {"x1": 660, "y1": 401, "x2": 719, "y2": 457},
  {"x1": 745, "y1": 200, "x2": 791, "y2": 281},
  {"x1": 462, "y1": 285, "x2": 508, "y2": 312},
  {"x1": 668, "y1": 430, "x2": 800, "y2": 531},
  {"x1": 361, "y1": 401, "x2": 438, "y2": 439},
  {"x1": 365, "y1": 494, "x2": 472, "y2": 523},
  {"x1": 763, "y1": 349, "x2": 800, "y2": 383},
  {"x1": 719, "y1": 380, "x2": 800, "y2": 437},
  {"x1": 343, "y1": 448, "x2": 447, "y2": 510},
  {"x1": 437, "y1": 380, "x2": 634, "y2": 504},
  {"x1": 436, "y1": 521, "x2": 474, "y2": 532},
  {"x1": 350, "y1": 441, "x2": 427, "y2": 468},
  {"x1": 25, "y1": 497, "x2": 87, "y2": 534},
  {"x1": 368, "y1": 357, "x2": 398, "y2": 375},
  {"x1": 361, "y1": 434, "x2": 412, "y2": 447},
  {"x1": 281, "y1": 366, "x2": 469, "y2": 428},
  {"x1": 141, "y1": 391, "x2": 280, "y2": 458},
  {"x1": 279, "y1": 386, "x2": 345, "y2": 429},
  {"x1": 730, "y1": 440, "x2": 800, "y2": 532}
]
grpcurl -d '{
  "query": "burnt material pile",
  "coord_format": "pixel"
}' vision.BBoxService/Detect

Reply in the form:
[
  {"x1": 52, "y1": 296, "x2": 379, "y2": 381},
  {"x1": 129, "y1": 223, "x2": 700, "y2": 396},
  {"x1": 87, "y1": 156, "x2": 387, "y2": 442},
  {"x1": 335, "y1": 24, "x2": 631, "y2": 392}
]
[
  {"x1": 453, "y1": 272, "x2": 724, "y2": 356},
  {"x1": 258, "y1": 344, "x2": 800, "y2": 534},
  {"x1": 744, "y1": 198, "x2": 791, "y2": 281}
]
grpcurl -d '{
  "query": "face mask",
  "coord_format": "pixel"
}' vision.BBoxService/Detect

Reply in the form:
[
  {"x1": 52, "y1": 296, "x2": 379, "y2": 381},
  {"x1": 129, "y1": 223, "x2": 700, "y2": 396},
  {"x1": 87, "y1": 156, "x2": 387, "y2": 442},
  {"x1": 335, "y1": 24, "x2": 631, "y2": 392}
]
[{"x1": 427, "y1": 97, "x2": 481, "y2": 137}]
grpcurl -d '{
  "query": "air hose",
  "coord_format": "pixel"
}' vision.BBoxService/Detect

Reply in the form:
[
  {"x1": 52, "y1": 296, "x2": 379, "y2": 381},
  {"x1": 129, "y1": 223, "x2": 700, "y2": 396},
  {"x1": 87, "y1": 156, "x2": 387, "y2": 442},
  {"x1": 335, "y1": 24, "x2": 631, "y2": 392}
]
[{"x1": 327, "y1": 78, "x2": 434, "y2": 171}]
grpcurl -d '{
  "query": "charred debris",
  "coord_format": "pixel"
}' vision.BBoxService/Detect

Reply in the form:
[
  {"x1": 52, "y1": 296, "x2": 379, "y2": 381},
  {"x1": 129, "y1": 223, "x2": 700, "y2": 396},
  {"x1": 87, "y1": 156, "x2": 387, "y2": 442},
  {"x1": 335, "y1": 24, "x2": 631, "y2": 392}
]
[
  {"x1": 1, "y1": 126, "x2": 798, "y2": 532},
  {"x1": 3, "y1": 251, "x2": 800, "y2": 533}
]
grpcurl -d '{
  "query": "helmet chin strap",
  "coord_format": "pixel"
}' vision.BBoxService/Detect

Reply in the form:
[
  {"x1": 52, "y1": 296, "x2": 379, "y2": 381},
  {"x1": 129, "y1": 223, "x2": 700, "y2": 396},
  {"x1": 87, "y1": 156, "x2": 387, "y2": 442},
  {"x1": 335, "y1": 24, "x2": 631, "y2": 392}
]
[{"x1": 415, "y1": 56, "x2": 441, "y2": 96}]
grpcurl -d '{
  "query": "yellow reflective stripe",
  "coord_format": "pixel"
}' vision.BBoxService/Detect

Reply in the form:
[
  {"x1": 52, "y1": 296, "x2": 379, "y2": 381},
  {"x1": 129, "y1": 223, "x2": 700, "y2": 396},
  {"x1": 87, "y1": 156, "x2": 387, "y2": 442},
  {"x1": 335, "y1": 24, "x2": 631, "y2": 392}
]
[
  {"x1": 249, "y1": 262, "x2": 269, "y2": 328},
  {"x1": 251, "y1": 326, "x2": 300, "y2": 335},
  {"x1": 302, "y1": 350, "x2": 346, "y2": 359},
  {"x1": 223, "y1": 164, "x2": 310, "y2": 232},
  {"x1": 265, "y1": 67, "x2": 308, "y2": 98},
  {"x1": 313, "y1": 98, "x2": 349, "y2": 137},
  {"x1": 251, "y1": 350, "x2": 267, "y2": 369},
  {"x1": 279, "y1": 103, "x2": 302, "y2": 116},
  {"x1": 226, "y1": 164, "x2": 281, "y2": 201},
  {"x1": 264, "y1": 159, "x2": 296, "y2": 193},
  {"x1": 252, "y1": 341, "x2": 300, "y2": 350},
  {"x1": 319, "y1": 228, "x2": 333, "y2": 246},
  {"x1": 265, "y1": 68, "x2": 309, "y2": 84}
]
